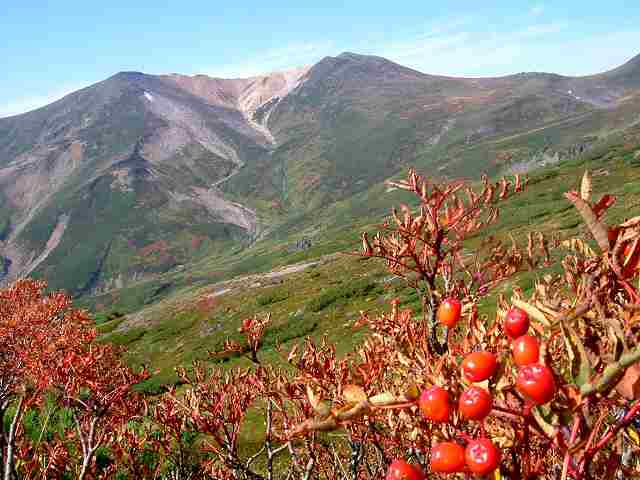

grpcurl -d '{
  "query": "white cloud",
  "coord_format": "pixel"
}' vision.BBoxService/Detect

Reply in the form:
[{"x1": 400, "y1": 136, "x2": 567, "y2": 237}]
[
  {"x1": 553, "y1": 31, "x2": 640, "y2": 75},
  {"x1": 518, "y1": 22, "x2": 567, "y2": 38},
  {"x1": 530, "y1": 5, "x2": 544, "y2": 16},
  {"x1": 379, "y1": 32, "x2": 471, "y2": 63},
  {"x1": 354, "y1": 19, "x2": 636, "y2": 78},
  {"x1": 202, "y1": 41, "x2": 336, "y2": 78},
  {"x1": 198, "y1": 19, "x2": 636, "y2": 81},
  {"x1": 0, "y1": 83, "x2": 89, "y2": 118},
  {"x1": 359, "y1": 20, "x2": 569, "y2": 77}
]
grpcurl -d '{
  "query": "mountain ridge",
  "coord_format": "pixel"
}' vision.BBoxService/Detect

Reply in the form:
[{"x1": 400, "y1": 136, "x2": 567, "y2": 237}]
[
  {"x1": 4, "y1": 51, "x2": 640, "y2": 122},
  {"x1": 0, "y1": 50, "x2": 639, "y2": 298}
]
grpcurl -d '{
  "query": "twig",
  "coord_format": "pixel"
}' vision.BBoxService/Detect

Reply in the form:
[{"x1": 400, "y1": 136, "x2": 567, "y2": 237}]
[
  {"x1": 3, "y1": 396, "x2": 23, "y2": 480},
  {"x1": 561, "y1": 415, "x2": 581, "y2": 480},
  {"x1": 302, "y1": 438, "x2": 316, "y2": 480},
  {"x1": 579, "y1": 401, "x2": 640, "y2": 476},
  {"x1": 581, "y1": 344, "x2": 640, "y2": 396},
  {"x1": 550, "y1": 301, "x2": 593, "y2": 327}
]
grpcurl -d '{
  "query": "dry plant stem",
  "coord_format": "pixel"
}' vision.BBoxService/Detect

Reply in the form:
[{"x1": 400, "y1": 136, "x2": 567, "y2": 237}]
[
  {"x1": 302, "y1": 438, "x2": 316, "y2": 480},
  {"x1": 583, "y1": 408, "x2": 607, "y2": 454},
  {"x1": 522, "y1": 403, "x2": 533, "y2": 479},
  {"x1": 492, "y1": 404, "x2": 525, "y2": 418},
  {"x1": 245, "y1": 445, "x2": 266, "y2": 473},
  {"x1": 551, "y1": 301, "x2": 593, "y2": 327},
  {"x1": 581, "y1": 344, "x2": 640, "y2": 396},
  {"x1": 331, "y1": 443, "x2": 348, "y2": 479},
  {"x1": 265, "y1": 402, "x2": 275, "y2": 480},
  {"x1": 0, "y1": 394, "x2": 10, "y2": 480},
  {"x1": 3, "y1": 396, "x2": 23, "y2": 480},
  {"x1": 75, "y1": 413, "x2": 103, "y2": 480},
  {"x1": 349, "y1": 439, "x2": 363, "y2": 480},
  {"x1": 561, "y1": 415, "x2": 581, "y2": 480},
  {"x1": 287, "y1": 442, "x2": 304, "y2": 477},
  {"x1": 367, "y1": 423, "x2": 389, "y2": 467},
  {"x1": 264, "y1": 401, "x2": 289, "y2": 480}
]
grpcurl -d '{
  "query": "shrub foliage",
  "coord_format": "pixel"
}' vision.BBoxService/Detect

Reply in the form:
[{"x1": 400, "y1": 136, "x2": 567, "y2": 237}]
[{"x1": 3, "y1": 168, "x2": 640, "y2": 478}]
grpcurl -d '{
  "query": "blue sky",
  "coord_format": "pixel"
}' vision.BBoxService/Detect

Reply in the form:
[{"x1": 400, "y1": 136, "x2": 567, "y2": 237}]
[{"x1": 1, "y1": 0, "x2": 639, "y2": 117}]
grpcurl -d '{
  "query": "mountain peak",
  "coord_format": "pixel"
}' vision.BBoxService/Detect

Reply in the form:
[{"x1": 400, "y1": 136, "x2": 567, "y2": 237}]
[
  {"x1": 337, "y1": 52, "x2": 366, "y2": 60},
  {"x1": 110, "y1": 71, "x2": 147, "y2": 80},
  {"x1": 335, "y1": 51, "x2": 400, "y2": 64},
  {"x1": 594, "y1": 51, "x2": 640, "y2": 87},
  {"x1": 623, "y1": 52, "x2": 640, "y2": 67},
  {"x1": 618, "y1": 52, "x2": 640, "y2": 73}
]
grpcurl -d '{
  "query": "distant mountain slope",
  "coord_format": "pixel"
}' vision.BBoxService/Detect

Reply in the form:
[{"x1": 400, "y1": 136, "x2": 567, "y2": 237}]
[
  {"x1": 237, "y1": 52, "x2": 640, "y2": 209},
  {"x1": 0, "y1": 51, "x2": 638, "y2": 296},
  {"x1": 0, "y1": 70, "x2": 298, "y2": 293}
]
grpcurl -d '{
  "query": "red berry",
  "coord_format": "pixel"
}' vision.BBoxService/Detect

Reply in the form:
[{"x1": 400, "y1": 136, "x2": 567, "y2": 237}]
[
  {"x1": 504, "y1": 307, "x2": 529, "y2": 338},
  {"x1": 512, "y1": 335, "x2": 540, "y2": 367},
  {"x1": 516, "y1": 364, "x2": 556, "y2": 405},
  {"x1": 459, "y1": 386, "x2": 493, "y2": 421},
  {"x1": 419, "y1": 386, "x2": 451, "y2": 423},
  {"x1": 461, "y1": 351, "x2": 498, "y2": 383},
  {"x1": 437, "y1": 298, "x2": 462, "y2": 327},
  {"x1": 465, "y1": 438, "x2": 501, "y2": 475},
  {"x1": 430, "y1": 442, "x2": 465, "y2": 473},
  {"x1": 386, "y1": 459, "x2": 425, "y2": 480}
]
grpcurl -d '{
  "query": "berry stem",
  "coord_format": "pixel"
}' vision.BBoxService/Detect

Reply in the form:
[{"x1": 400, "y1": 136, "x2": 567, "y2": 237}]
[{"x1": 491, "y1": 404, "x2": 525, "y2": 418}]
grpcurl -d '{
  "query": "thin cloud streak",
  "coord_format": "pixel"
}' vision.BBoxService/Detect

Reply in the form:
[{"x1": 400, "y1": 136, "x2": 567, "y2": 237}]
[
  {"x1": 530, "y1": 5, "x2": 545, "y2": 16},
  {"x1": 519, "y1": 22, "x2": 567, "y2": 37},
  {"x1": 0, "y1": 83, "x2": 90, "y2": 118},
  {"x1": 201, "y1": 18, "x2": 575, "y2": 80},
  {"x1": 203, "y1": 41, "x2": 336, "y2": 78},
  {"x1": 362, "y1": 21, "x2": 636, "y2": 77}
]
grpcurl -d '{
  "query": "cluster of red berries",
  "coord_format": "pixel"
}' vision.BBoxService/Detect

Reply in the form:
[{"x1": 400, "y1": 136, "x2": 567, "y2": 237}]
[
  {"x1": 504, "y1": 306, "x2": 556, "y2": 405},
  {"x1": 418, "y1": 346, "x2": 500, "y2": 474},
  {"x1": 385, "y1": 301, "x2": 557, "y2": 478},
  {"x1": 440, "y1": 300, "x2": 556, "y2": 405},
  {"x1": 385, "y1": 436, "x2": 501, "y2": 479}
]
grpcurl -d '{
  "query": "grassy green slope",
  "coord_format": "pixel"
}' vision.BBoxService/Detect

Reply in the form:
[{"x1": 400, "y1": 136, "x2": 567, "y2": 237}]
[{"x1": 95, "y1": 124, "x2": 640, "y2": 395}]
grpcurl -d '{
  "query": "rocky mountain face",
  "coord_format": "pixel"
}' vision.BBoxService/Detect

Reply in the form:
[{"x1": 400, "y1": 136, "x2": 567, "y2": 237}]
[
  {"x1": 0, "y1": 52, "x2": 639, "y2": 296},
  {"x1": 0, "y1": 68, "x2": 308, "y2": 293}
]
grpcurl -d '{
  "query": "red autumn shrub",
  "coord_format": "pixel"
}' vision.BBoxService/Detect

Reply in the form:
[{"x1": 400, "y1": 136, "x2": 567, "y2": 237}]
[{"x1": 4, "y1": 168, "x2": 640, "y2": 479}]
